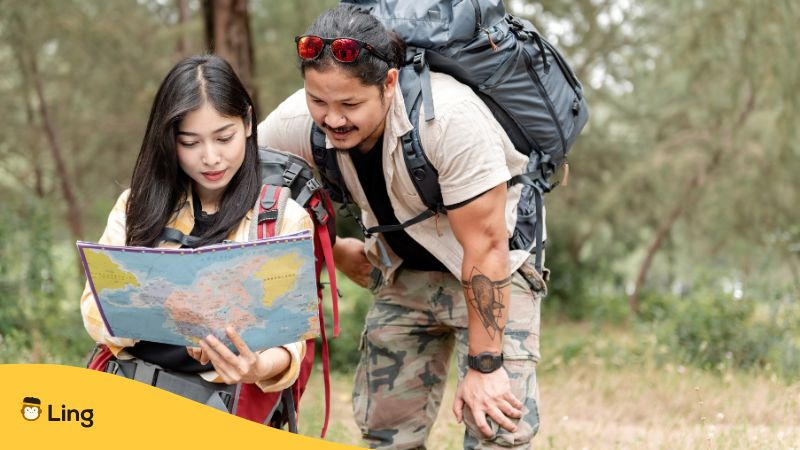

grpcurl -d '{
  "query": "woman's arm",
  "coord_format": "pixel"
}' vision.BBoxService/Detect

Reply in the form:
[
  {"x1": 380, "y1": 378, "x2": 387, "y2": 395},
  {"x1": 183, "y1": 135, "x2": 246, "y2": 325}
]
[{"x1": 80, "y1": 190, "x2": 138, "y2": 355}]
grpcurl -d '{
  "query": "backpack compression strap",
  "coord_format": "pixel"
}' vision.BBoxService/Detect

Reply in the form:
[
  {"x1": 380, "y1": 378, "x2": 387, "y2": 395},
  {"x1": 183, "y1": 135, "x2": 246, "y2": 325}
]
[{"x1": 254, "y1": 183, "x2": 336, "y2": 437}]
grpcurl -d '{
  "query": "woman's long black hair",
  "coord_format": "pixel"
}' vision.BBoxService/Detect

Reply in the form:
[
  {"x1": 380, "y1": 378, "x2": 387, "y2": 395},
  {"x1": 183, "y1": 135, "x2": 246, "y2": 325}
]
[{"x1": 125, "y1": 55, "x2": 259, "y2": 247}]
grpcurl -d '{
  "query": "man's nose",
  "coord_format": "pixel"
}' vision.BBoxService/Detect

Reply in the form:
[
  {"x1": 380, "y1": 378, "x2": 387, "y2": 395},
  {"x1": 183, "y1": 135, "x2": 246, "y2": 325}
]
[{"x1": 324, "y1": 111, "x2": 346, "y2": 128}]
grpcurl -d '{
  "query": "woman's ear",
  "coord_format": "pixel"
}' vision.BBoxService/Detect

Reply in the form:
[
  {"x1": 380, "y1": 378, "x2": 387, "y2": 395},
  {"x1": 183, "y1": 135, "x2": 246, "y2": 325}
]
[{"x1": 245, "y1": 106, "x2": 253, "y2": 138}]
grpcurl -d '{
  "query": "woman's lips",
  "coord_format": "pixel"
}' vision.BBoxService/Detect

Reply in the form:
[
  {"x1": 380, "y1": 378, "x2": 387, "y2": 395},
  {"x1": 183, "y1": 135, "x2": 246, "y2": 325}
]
[{"x1": 202, "y1": 170, "x2": 225, "y2": 181}]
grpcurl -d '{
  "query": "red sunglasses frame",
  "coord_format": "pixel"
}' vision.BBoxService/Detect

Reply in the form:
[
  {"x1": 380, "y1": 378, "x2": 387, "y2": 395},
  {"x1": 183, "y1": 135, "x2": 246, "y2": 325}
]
[{"x1": 295, "y1": 35, "x2": 390, "y2": 64}]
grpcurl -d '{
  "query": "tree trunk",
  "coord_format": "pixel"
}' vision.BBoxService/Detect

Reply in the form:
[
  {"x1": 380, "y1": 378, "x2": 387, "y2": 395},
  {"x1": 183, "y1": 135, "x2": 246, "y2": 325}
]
[
  {"x1": 628, "y1": 86, "x2": 756, "y2": 314},
  {"x1": 201, "y1": 0, "x2": 259, "y2": 111},
  {"x1": 28, "y1": 52, "x2": 83, "y2": 241},
  {"x1": 175, "y1": 0, "x2": 191, "y2": 59}
]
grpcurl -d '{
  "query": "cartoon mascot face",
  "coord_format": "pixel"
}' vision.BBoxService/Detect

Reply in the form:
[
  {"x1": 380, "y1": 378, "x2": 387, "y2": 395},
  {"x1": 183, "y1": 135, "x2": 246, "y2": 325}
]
[{"x1": 22, "y1": 397, "x2": 42, "y2": 421}]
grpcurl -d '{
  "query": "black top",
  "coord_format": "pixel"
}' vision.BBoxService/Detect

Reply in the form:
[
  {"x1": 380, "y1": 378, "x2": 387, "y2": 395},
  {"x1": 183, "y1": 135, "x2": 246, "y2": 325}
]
[
  {"x1": 349, "y1": 138, "x2": 448, "y2": 272},
  {"x1": 126, "y1": 191, "x2": 218, "y2": 372}
]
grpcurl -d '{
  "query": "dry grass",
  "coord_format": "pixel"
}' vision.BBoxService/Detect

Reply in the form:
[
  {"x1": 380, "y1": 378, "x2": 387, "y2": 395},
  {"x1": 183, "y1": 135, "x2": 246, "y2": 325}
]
[{"x1": 298, "y1": 323, "x2": 800, "y2": 449}]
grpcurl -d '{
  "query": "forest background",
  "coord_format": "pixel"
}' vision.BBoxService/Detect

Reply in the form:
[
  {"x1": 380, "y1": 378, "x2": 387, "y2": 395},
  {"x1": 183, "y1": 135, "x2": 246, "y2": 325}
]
[{"x1": 1, "y1": 0, "x2": 798, "y2": 448}]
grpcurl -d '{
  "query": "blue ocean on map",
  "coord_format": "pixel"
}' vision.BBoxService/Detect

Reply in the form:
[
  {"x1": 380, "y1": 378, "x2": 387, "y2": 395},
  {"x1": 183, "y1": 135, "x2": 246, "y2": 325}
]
[{"x1": 78, "y1": 232, "x2": 319, "y2": 351}]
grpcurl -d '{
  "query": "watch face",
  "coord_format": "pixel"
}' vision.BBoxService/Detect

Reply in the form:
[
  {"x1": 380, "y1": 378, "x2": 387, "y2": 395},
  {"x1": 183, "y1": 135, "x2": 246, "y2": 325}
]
[{"x1": 479, "y1": 356, "x2": 494, "y2": 372}]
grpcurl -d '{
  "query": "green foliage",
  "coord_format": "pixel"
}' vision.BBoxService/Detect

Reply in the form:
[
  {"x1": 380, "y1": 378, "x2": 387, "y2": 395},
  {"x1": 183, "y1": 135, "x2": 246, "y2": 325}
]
[
  {"x1": 0, "y1": 195, "x2": 91, "y2": 365},
  {"x1": 0, "y1": 0, "x2": 797, "y2": 383},
  {"x1": 318, "y1": 273, "x2": 372, "y2": 373},
  {"x1": 640, "y1": 288, "x2": 800, "y2": 379}
]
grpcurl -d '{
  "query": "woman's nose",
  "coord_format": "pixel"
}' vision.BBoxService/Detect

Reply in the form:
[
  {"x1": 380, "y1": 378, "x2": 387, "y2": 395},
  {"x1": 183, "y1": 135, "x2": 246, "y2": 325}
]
[{"x1": 201, "y1": 143, "x2": 222, "y2": 165}]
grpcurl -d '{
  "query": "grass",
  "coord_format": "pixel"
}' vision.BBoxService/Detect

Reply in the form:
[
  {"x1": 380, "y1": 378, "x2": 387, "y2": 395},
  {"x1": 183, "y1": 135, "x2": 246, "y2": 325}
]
[{"x1": 298, "y1": 321, "x2": 800, "y2": 449}]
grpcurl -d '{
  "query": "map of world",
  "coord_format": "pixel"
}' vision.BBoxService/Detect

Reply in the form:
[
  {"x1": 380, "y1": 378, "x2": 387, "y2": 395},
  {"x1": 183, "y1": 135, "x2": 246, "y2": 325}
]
[{"x1": 78, "y1": 231, "x2": 319, "y2": 351}]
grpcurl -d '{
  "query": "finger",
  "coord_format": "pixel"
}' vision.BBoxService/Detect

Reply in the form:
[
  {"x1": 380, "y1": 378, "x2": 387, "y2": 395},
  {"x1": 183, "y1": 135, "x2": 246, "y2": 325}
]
[
  {"x1": 487, "y1": 406, "x2": 518, "y2": 434},
  {"x1": 226, "y1": 327, "x2": 254, "y2": 359},
  {"x1": 199, "y1": 348, "x2": 210, "y2": 365},
  {"x1": 473, "y1": 408, "x2": 494, "y2": 438},
  {"x1": 504, "y1": 391, "x2": 523, "y2": 410},
  {"x1": 497, "y1": 399, "x2": 523, "y2": 419},
  {"x1": 204, "y1": 333, "x2": 240, "y2": 366},
  {"x1": 186, "y1": 347, "x2": 198, "y2": 360},
  {"x1": 453, "y1": 395, "x2": 464, "y2": 423},
  {"x1": 200, "y1": 339, "x2": 236, "y2": 382}
]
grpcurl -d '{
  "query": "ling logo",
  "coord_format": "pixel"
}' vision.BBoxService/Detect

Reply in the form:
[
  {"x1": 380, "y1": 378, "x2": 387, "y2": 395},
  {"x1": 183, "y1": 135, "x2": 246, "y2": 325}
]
[
  {"x1": 20, "y1": 396, "x2": 94, "y2": 428},
  {"x1": 22, "y1": 397, "x2": 42, "y2": 421}
]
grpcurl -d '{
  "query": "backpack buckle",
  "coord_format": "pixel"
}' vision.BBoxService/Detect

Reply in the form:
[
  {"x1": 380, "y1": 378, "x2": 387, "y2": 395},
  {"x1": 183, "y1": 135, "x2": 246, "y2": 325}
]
[
  {"x1": 311, "y1": 201, "x2": 329, "y2": 225},
  {"x1": 413, "y1": 51, "x2": 426, "y2": 72},
  {"x1": 305, "y1": 177, "x2": 322, "y2": 194},
  {"x1": 283, "y1": 163, "x2": 303, "y2": 188}
]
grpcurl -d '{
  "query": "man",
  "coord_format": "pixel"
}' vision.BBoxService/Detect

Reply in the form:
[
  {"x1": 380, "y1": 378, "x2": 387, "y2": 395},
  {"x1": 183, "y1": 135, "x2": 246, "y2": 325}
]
[{"x1": 259, "y1": 5, "x2": 546, "y2": 449}]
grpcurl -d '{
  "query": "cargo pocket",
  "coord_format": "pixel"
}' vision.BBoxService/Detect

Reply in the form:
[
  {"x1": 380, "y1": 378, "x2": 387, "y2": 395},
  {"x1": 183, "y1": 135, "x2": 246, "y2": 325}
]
[
  {"x1": 352, "y1": 326, "x2": 370, "y2": 432},
  {"x1": 367, "y1": 267, "x2": 383, "y2": 295},
  {"x1": 464, "y1": 360, "x2": 540, "y2": 447}
]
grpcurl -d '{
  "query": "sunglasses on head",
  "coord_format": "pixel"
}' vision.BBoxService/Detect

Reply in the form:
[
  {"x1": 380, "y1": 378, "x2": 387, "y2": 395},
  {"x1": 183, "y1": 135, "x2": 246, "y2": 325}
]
[{"x1": 295, "y1": 35, "x2": 390, "y2": 64}]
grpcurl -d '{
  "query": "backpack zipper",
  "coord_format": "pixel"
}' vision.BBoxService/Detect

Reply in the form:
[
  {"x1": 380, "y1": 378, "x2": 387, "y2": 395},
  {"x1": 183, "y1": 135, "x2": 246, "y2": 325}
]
[
  {"x1": 523, "y1": 48, "x2": 568, "y2": 157},
  {"x1": 541, "y1": 38, "x2": 582, "y2": 99}
]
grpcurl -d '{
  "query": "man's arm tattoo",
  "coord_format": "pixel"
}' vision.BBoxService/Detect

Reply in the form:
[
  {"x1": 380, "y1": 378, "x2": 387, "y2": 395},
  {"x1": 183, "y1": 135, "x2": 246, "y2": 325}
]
[{"x1": 462, "y1": 267, "x2": 512, "y2": 340}]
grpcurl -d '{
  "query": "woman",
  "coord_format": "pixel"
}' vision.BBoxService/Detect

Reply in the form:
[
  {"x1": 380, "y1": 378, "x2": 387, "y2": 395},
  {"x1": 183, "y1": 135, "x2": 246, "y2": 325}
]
[{"x1": 81, "y1": 55, "x2": 311, "y2": 410}]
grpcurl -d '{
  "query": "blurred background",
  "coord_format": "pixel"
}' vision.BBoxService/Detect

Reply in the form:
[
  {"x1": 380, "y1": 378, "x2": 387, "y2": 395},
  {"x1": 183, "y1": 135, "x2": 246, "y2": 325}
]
[{"x1": 1, "y1": 0, "x2": 798, "y2": 448}]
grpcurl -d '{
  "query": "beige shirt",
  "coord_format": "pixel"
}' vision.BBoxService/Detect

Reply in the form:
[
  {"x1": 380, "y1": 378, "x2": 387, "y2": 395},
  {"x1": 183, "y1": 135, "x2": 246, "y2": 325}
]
[
  {"x1": 259, "y1": 72, "x2": 536, "y2": 283},
  {"x1": 80, "y1": 188, "x2": 312, "y2": 392}
]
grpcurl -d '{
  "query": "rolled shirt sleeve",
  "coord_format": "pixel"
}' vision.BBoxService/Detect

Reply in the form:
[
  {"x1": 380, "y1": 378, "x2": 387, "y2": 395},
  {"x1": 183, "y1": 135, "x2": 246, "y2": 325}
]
[{"x1": 80, "y1": 190, "x2": 137, "y2": 355}]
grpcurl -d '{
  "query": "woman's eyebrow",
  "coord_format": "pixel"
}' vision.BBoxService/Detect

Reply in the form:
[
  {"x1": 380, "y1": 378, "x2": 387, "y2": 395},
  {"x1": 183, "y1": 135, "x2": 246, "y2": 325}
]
[{"x1": 177, "y1": 123, "x2": 236, "y2": 136}]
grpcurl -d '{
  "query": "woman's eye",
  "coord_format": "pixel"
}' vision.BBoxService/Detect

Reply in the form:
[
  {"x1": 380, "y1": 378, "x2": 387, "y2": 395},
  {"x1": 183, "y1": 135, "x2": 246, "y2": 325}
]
[
  {"x1": 343, "y1": 103, "x2": 359, "y2": 108},
  {"x1": 218, "y1": 135, "x2": 234, "y2": 143},
  {"x1": 179, "y1": 141, "x2": 197, "y2": 147}
]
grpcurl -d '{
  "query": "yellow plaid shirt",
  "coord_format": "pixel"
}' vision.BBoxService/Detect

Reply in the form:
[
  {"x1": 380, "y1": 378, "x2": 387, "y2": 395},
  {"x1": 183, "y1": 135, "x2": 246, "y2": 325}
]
[{"x1": 81, "y1": 188, "x2": 313, "y2": 392}]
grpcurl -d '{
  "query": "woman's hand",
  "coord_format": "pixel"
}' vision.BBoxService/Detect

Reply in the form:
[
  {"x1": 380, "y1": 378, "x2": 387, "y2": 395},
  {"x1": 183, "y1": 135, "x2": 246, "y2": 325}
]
[
  {"x1": 333, "y1": 237, "x2": 373, "y2": 288},
  {"x1": 186, "y1": 345, "x2": 209, "y2": 364},
  {"x1": 188, "y1": 327, "x2": 290, "y2": 384}
]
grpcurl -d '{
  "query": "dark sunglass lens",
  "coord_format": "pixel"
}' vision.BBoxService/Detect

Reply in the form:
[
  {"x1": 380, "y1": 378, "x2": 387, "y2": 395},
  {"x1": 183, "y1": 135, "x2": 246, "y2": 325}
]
[
  {"x1": 331, "y1": 38, "x2": 361, "y2": 62},
  {"x1": 298, "y1": 36, "x2": 324, "y2": 59}
]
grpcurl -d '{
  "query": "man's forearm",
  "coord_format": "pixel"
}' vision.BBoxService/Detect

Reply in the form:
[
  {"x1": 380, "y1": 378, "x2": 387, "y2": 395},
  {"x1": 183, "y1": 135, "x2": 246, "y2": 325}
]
[{"x1": 461, "y1": 243, "x2": 511, "y2": 355}]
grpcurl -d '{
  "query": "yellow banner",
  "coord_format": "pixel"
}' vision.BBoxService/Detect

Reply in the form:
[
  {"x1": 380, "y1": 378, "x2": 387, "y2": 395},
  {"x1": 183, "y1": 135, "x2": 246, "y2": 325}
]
[{"x1": 0, "y1": 364, "x2": 360, "y2": 449}]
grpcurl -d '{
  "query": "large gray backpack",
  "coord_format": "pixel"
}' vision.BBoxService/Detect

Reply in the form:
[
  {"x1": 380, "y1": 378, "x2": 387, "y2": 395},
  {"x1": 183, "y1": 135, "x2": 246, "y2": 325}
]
[{"x1": 313, "y1": 0, "x2": 589, "y2": 272}]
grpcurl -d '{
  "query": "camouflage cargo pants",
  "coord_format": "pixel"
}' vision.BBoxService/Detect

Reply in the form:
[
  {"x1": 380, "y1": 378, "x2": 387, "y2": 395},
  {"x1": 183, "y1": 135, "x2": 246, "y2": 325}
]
[{"x1": 352, "y1": 259, "x2": 545, "y2": 449}]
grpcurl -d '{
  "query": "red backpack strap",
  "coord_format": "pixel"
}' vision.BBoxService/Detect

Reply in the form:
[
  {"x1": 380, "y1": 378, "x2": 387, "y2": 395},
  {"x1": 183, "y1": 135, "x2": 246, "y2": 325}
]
[
  {"x1": 233, "y1": 184, "x2": 290, "y2": 426},
  {"x1": 309, "y1": 193, "x2": 339, "y2": 337},
  {"x1": 256, "y1": 184, "x2": 283, "y2": 239},
  {"x1": 307, "y1": 190, "x2": 339, "y2": 438},
  {"x1": 86, "y1": 344, "x2": 114, "y2": 371}
]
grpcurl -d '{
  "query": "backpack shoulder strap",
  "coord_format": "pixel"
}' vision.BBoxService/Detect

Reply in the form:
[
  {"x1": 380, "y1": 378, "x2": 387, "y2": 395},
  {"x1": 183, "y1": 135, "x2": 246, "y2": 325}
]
[
  {"x1": 249, "y1": 184, "x2": 291, "y2": 240},
  {"x1": 398, "y1": 66, "x2": 445, "y2": 216},
  {"x1": 310, "y1": 124, "x2": 351, "y2": 204}
]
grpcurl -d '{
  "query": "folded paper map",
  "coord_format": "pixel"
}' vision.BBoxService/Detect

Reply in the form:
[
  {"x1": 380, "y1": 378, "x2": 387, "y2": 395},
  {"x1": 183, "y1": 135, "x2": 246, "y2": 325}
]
[{"x1": 77, "y1": 231, "x2": 318, "y2": 351}]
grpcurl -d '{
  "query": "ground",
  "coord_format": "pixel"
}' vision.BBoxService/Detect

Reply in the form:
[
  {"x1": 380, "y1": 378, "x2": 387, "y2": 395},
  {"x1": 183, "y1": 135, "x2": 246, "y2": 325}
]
[{"x1": 298, "y1": 322, "x2": 800, "y2": 449}]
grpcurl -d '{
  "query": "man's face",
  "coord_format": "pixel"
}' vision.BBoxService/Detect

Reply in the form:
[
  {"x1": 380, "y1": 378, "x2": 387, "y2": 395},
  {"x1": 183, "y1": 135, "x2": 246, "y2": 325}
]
[{"x1": 304, "y1": 65, "x2": 397, "y2": 153}]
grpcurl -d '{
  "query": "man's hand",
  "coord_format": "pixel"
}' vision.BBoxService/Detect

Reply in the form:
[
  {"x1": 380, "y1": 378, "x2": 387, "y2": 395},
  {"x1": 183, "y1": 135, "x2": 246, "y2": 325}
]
[
  {"x1": 453, "y1": 368, "x2": 523, "y2": 438},
  {"x1": 333, "y1": 237, "x2": 373, "y2": 288}
]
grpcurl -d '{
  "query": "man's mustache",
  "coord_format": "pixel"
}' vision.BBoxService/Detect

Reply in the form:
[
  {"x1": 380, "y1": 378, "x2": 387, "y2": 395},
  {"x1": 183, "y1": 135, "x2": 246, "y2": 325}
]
[{"x1": 323, "y1": 124, "x2": 357, "y2": 133}]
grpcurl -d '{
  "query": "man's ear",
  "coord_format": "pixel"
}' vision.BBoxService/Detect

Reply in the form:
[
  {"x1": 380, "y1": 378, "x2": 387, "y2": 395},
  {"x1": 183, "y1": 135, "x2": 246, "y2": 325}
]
[
  {"x1": 245, "y1": 106, "x2": 253, "y2": 138},
  {"x1": 383, "y1": 68, "x2": 399, "y2": 102}
]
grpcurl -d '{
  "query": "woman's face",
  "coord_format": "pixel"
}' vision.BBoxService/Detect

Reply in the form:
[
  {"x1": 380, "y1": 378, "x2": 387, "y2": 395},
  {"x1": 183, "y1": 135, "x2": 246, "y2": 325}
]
[{"x1": 176, "y1": 102, "x2": 250, "y2": 212}]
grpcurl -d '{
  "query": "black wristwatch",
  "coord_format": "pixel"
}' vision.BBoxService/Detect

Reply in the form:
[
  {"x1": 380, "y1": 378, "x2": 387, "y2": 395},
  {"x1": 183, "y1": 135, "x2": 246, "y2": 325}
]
[{"x1": 467, "y1": 352, "x2": 504, "y2": 373}]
